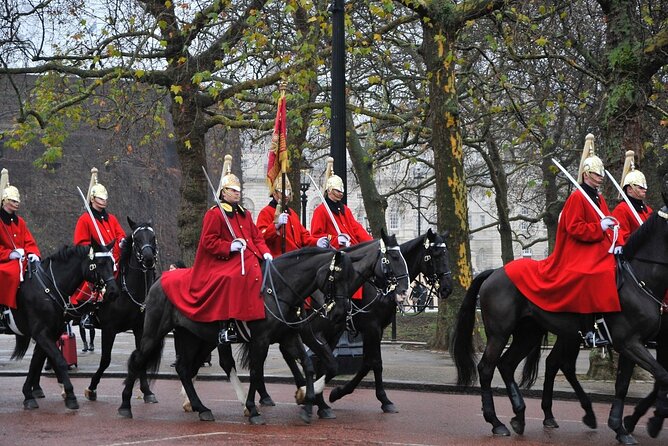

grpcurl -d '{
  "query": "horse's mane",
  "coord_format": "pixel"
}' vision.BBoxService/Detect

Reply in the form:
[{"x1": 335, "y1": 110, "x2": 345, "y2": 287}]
[
  {"x1": 401, "y1": 234, "x2": 425, "y2": 252},
  {"x1": 47, "y1": 245, "x2": 88, "y2": 262},
  {"x1": 277, "y1": 246, "x2": 329, "y2": 260},
  {"x1": 623, "y1": 210, "x2": 661, "y2": 259}
]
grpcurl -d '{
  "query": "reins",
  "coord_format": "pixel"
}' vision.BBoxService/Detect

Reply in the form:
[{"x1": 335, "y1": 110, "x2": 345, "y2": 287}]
[{"x1": 120, "y1": 225, "x2": 158, "y2": 311}]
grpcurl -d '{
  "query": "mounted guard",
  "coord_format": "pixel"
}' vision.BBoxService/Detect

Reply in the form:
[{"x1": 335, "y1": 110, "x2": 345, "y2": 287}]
[
  {"x1": 0, "y1": 168, "x2": 41, "y2": 334},
  {"x1": 161, "y1": 155, "x2": 272, "y2": 344},
  {"x1": 612, "y1": 150, "x2": 652, "y2": 234}
]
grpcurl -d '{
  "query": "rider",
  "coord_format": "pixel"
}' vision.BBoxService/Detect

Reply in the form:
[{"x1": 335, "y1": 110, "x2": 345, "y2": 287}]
[
  {"x1": 0, "y1": 168, "x2": 41, "y2": 334},
  {"x1": 256, "y1": 175, "x2": 329, "y2": 257},
  {"x1": 161, "y1": 155, "x2": 272, "y2": 344},
  {"x1": 311, "y1": 157, "x2": 373, "y2": 249},
  {"x1": 504, "y1": 134, "x2": 620, "y2": 348},
  {"x1": 612, "y1": 150, "x2": 652, "y2": 235},
  {"x1": 71, "y1": 168, "x2": 126, "y2": 328}
]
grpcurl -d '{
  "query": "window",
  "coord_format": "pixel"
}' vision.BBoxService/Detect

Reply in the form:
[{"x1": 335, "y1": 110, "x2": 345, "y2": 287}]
[
  {"x1": 522, "y1": 248, "x2": 533, "y2": 257},
  {"x1": 521, "y1": 221, "x2": 529, "y2": 230},
  {"x1": 479, "y1": 215, "x2": 486, "y2": 227},
  {"x1": 389, "y1": 208, "x2": 400, "y2": 230}
]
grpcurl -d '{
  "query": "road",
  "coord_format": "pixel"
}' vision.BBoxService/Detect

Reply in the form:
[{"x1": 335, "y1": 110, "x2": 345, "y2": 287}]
[{"x1": 0, "y1": 376, "x2": 663, "y2": 446}]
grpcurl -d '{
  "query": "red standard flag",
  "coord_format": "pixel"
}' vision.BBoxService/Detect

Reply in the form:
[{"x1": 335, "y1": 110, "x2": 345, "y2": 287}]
[{"x1": 266, "y1": 93, "x2": 288, "y2": 193}]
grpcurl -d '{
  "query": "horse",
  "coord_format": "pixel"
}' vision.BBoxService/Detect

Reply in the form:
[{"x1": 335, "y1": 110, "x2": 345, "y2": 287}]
[
  {"x1": 117, "y1": 247, "x2": 361, "y2": 424},
  {"x1": 451, "y1": 207, "x2": 668, "y2": 445},
  {"x1": 256, "y1": 229, "x2": 451, "y2": 416},
  {"x1": 81, "y1": 218, "x2": 158, "y2": 402},
  {"x1": 7, "y1": 240, "x2": 119, "y2": 410}
]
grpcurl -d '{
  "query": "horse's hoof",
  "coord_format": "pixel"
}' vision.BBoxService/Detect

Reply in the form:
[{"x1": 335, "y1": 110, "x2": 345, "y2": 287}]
[
  {"x1": 143, "y1": 393, "x2": 158, "y2": 404},
  {"x1": 259, "y1": 396, "x2": 275, "y2": 406},
  {"x1": 183, "y1": 401, "x2": 193, "y2": 412},
  {"x1": 85, "y1": 388, "x2": 97, "y2": 401},
  {"x1": 294, "y1": 388, "x2": 305, "y2": 405},
  {"x1": 329, "y1": 387, "x2": 342, "y2": 403},
  {"x1": 510, "y1": 417, "x2": 525, "y2": 435},
  {"x1": 583, "y1": 413, "x2": 597, "y2": 429},
  {"x1": 647, "y1": 416, "x2": 663, "y2": 438},
  {"x1": 381, "y1": 403, "x2": 398, "y2": 414},
  {"x1": 23, "y1": 399, "x2": 39, "y2": 410},
  {"x1": 118, "y1": 407, "x2": 133, "y2": 419},
  {"x1": 299, "y1": 408, "x2": 312, "y2": 424},
  {"x1": 65, "y1": 396, "x2": 79, "y2": 410},
  {"x1": 249, "y1": 415, "x2": 266, "y2": 425},
  {"x1": 543, "y1": 418, "x2": 559, "y2": 429},
  {"x1": 244, "y1": 407, "x2": 250, "y2": 417},
  {"x1": 199, "y1": 410, "x2": 215, "y2": 422},
  {"x1": 492, "y1": 424, "x2": 511, "y2": 436},
  {"x1": 32, "y1": 389, "x2": 45, "y2": 399},
  {"x1": 615, "y1": 432, "x2": 638, "y2": 445},
  {"x1": 317, "y1": 408, "x2": 336, "y2": 419}
]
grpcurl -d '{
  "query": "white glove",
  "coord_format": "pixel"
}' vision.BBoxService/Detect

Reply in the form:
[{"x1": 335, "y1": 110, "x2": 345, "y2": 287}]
[
  {"x1": 263, "y1": 253, "x2": 273, "y2": 261},
  {"x1": 9, "y1": 248, "x2": 25, "y2": 260},
  {"x1": 230, "y1": 240, "x2": 244, "y2": 252},
  {"x1": 613, "y1": 246, "x2": 623, "y2": 255},
  {"x1": 119, "y1": 238, "x2": 127, "y2": 249},
  {"x1": 275, "y1": 212, "x2": 289, "y2": 228},
  {"x1": 600, "y1": 217, "x2": 616, "y2": 231},
  {"x1": 28, "y1": 253, "x2": 40, "y2": 262},
  {"x1": 316, "y1": 236, "x2": 330, "y2": 248},
  {"x1": 337, "y1": 233, "x2": 351, "y2": 248}
]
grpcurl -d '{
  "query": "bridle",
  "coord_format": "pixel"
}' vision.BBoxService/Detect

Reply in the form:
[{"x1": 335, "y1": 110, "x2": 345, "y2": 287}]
[
  {"x1": 121, "y1": 225, "x2": 158, "y2": 310},
  {"x1": 130, "y1": 225, "x2": 158, "y2": 272},
  {"x1": 261, "y1": 253, "x2": 348, "y2": 327}
]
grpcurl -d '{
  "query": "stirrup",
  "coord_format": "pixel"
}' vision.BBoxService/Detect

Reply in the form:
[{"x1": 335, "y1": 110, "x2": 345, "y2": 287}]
[
  {"x1": 81, "y1": 313, "x2": 94, "y2": 329},
  {"x1": 581, "y1": 330, "x2": 609, "y2": 348},
  {"x1": 218, "y1": 329, "x2": 237, "y2": 344}
]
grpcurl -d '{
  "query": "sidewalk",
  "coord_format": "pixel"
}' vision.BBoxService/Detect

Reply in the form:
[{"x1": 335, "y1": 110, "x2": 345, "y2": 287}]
[{"x1": 0, "y1": 332, "x2": 656, "y2": 403}]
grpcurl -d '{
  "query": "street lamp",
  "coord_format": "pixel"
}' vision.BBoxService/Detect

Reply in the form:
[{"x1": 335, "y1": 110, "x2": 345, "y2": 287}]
[
  {"x1": 414, "y1": 166, "x2": 425, "y2": 236},
  {"x1": 300, "y1": 166, "x2": 312, "y2": 227}
]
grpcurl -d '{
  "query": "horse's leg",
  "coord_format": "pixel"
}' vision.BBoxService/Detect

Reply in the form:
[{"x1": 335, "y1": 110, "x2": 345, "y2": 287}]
[
  {"x1": 217, "y1": 343, "x2": 247, "y2": 408},
  {"x1": 479, "y1": 335, "x2": 512, "y2": 436},
  {"x1": 292, "y1": 336, "x2": 316, "y2": 423},
  {"x1": 134, "y1": 326, "x2": 157, "y2": 403},
  {"x1": 624, "y1": 385, "x2": 658, "y2": 433},
  {"x1": 173, "y1": 330, "x2": 213, "y2": 421},
  {"x1": 35, "y1": 333, "x2": 79, "y2": 410},
  {"x1": 246, "y1": 343, "x2": 270, "y2": 425},
  {"x1": 85, "y1": 328, "x2": 116, "y2": 401},
  {"x1": 646, "y1": 333, "x2": 668, "y2": 438},
  {"x1": 497, "y1": 335, "x2": 533, "y2": 435},
  {"x1": 607, "y1": 353, "x2": 637, "y2": 445},
  {"x1": 23, "y1": 343, "x2": 48, "y2": 409},
  {"x1": 559, "y1": 340, "x2": 596, "y2": 429}
]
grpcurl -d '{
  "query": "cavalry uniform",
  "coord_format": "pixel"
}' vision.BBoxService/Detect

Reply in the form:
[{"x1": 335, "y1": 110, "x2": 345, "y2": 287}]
[
  {"x1": 71, "y1": 168, "x2": 125, "y2": 305},
  {"x1": 612, "y1": 151, "x2": 652, "y2": 237},
  {"x1": 162, "y1": 155, "x2": 271, "y2": 324},
  {"x1": 257, "y1": 199, "x2": 320, "y2": 256},
  {"x1": 0, "y1": 169, "x2": 40, "y2": 309},
  {"x1": 505, "y1": 134, "x2": 620, "y2": 314}
]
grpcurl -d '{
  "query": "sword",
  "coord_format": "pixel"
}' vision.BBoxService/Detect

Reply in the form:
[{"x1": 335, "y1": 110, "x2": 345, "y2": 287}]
[
  {"x1": 201, "y1": 166, "x2": 246, "y2": 275},
  {"x1": 552, "y1": 158, "x2": 619, "y2": 253},
  {"x1": 604, "y1": 170, "x2": 643, "y2": 226},
  {"x1": 77, "y1": 186, "x2": 106, "y2": 245},
  {"x1": 307, "y1": 173, "x2": 342, "y2": 236}
]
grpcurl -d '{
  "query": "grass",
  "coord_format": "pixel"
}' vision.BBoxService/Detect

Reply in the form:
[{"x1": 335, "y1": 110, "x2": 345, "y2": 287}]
[{"x1": 382, "y1": 312, "x2": 438, "y2": 343}]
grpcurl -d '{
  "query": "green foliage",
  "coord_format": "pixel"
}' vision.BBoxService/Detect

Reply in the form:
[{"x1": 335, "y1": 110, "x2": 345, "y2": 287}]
[{"x1": 608, "y1": 41, "x2": 641, "y2": 72}]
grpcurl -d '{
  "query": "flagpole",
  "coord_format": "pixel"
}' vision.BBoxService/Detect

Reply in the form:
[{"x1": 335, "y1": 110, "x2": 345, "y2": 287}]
[{"x1": 279, "y1": 82, "x2": 288, "y2": 254}]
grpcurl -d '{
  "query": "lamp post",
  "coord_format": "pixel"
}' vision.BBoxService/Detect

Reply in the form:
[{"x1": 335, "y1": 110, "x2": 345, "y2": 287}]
[
  {"x1": 300, "y1": 167, "x2": 311, "y2": 227},
  {"x1": 414, "y1": 166, "x2": 425, "y2": 236}
]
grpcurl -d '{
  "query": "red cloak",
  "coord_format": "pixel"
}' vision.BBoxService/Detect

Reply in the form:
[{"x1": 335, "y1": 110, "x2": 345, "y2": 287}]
[
  {"x1": 256, "y1": 203, "x2": 318, "y2": 257},
  {"x1": 505, "y1": 190, "x2": 621, "y2": 313},
  {"x1": 162, "y1": 205, "x2": 271, "y2": 322},
  {"x1": 0, "y1": 214, "x2": 40, "y2": 308}
]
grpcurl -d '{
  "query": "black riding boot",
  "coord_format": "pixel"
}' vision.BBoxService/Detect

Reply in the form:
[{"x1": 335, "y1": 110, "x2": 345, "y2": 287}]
[
  {"x1": 581, "y1": 317, "x2": 610, "y2": 348},
  {"x1": 218, "y1": 320, "x2": 237, "y2": 344}
]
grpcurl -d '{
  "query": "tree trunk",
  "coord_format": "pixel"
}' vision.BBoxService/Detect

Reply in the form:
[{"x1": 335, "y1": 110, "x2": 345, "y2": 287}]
[
  {"x1": 171, "y1": 95, "x2": 208, "y2": 264},
  {"x1": 422, "y1": 23, "x2": 472, "y2": 350}
]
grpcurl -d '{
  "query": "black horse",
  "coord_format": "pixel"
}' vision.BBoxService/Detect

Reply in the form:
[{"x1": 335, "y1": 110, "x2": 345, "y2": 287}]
[
  {"x1": 255, "y1": 229, "x2": 450, "y2": 417},
  {"x1": 452, "y1": 208, "x2": 668, "y2": 444},
  {"x1": 118, "y1": 247, "x2": 361, "y2": 424},
  {"x1": 82, "y1": 218, "x2": 158, "y2": 401},
  {"x1": 7, "y1": 240, "x2": 118, "y2": 410}
]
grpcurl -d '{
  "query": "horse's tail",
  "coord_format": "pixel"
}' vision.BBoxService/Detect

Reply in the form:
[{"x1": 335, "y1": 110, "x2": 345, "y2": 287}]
[
  {"x1": 450, "y1": 269, "x2": 495, "y2": 387},
  {"x1": 238, "y1": 342, "x2": 250, "y2": 370},
  {"x1": 519, "y1": 331, "x2": 548, "y2": 389},
  {"x1": 11, "y1": 334, "x2": 31, "y2": 360}
]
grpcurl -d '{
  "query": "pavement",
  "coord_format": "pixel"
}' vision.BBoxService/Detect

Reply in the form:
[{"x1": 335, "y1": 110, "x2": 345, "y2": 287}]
[{"x1": 0, "y1": 331, "x2": 657, "y2": 403}]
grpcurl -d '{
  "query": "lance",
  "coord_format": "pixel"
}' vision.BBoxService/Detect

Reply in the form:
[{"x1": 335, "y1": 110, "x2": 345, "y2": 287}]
[
  {"x1": 307, "y1": 173, "x2": 342, "y2": 235},
  {"x1": 605, "y1": 170, "x2": 643, "y2": 226},
  {"x1": 201, "y1": 166, "x2": 246, "y2": 275}
]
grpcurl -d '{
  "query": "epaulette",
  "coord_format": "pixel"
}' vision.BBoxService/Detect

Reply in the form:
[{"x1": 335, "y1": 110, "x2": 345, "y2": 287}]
[{"x1": 220, "y1": 203, "x2": 233, "y2": 213}]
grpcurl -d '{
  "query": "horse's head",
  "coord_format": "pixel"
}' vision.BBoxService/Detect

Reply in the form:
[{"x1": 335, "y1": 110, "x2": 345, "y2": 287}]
[
  {"x1": 315, "y1": 251, "x2": 354, "y2": 317},
  {"x1": 85, "y1": 239, "x2": 120, "y2": 300},
  {"x1": 422, "y1": 229, "x2": 453, "y2": 300},
  {"x1": 127, "y1": 217, "x2": 158, "y2": 271},
  {"x1": 377, "y1": 229, "x2": 411, "y2": 304}
]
